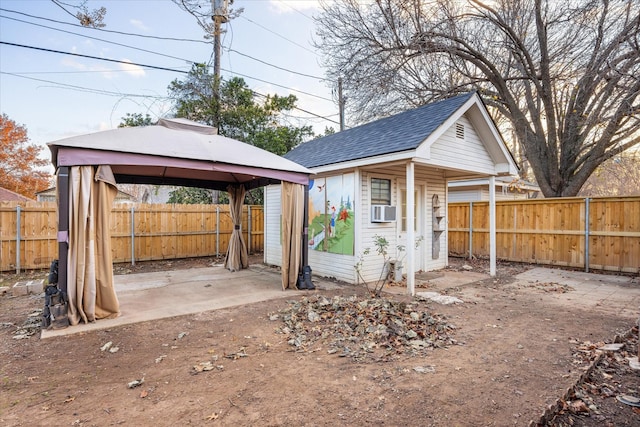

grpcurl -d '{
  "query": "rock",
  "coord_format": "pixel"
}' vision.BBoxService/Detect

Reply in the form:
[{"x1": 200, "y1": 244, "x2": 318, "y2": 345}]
[
  {"x1": 307, "y1": 310, "x2": 320, "y2": 322},
  {"x1": 127, "y1": 378, "x2": 144, "y2": 388},
  {"x1": 628, "y1": 356, "x2": 640, "y2": 370},
  {"x1": 599, "y1": 343, "x2": 624, "y2": 352},
  {"x1": 462, "y1": 264, "x2": 473, "y2": 271},
  {"x1": 416, "y1": 292, "x2": 463, "y2": 305},
  {"x1": 413, "y1": 365, "x2": 436, "y2": 373}
]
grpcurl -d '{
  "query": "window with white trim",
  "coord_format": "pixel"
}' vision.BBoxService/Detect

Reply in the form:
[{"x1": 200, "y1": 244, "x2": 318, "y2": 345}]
[{"x1": 371, "y1": 178, "x2": 391, "y2": 205}]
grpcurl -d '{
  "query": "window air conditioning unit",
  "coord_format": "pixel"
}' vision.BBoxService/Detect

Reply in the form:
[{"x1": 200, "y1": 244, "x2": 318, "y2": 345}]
[{"x1": 371, "y1": 205, "x2": 397, "y2": 222}]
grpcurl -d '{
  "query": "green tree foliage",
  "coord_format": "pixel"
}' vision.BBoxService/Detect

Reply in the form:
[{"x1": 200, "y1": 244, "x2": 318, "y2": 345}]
[
  {"x1": 118, "y1": 113, "x2": 154, "y2": 128},
  {"x1": 166, "y1": 64, "x2": 314, "y2": 205},
  {"x1": 168, "y1": 64, "x2": 313, "y2": 156},
  {"x1": 167, "y1": 187, "x2": 213, "y2": 204}
]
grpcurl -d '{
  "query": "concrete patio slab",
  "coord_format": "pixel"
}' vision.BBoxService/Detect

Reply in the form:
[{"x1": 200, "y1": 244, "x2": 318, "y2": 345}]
[
  {"x1": 41, "y1": 264, "x2": 344, "y2": 339},
  {"x1": 515, "y1": 267, "x2": 640, "y2": 318}
]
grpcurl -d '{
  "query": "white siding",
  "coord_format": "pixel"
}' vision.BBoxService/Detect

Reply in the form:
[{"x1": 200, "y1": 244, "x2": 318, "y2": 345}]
[
  {"x1": 356, "y1": 165, "x2": 448, "y2": 283},
  {"x1": 264, "y1": 164, "x2": 449, "y2": 285},
  {"x1": 263, "y1": 181, "x2": 360, "y2": 284},
  {"x1": 449, "y1": 189, "x2": 482, "y2": 202},
  {"x1": 427, "y1": 115, "x2": 496, "y2": 174}
]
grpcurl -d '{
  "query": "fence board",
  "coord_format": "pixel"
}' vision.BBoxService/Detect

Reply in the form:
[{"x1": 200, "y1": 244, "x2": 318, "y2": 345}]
[
  {"x1": 0, "y1": 202, "x2": 265, "y2": 272},
  {"x1": 448, "y1": 197, "x2": 640, "y2": 273}
]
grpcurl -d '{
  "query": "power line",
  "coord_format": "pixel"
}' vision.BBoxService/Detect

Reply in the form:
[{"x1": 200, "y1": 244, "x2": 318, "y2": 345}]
[
  {"x1": 1, "y1": 71, "x2": 169, "y2": 99},
  {"x1": 1, "y1": 41, "x2": 191, "y2": 74},
  {"x1": 0, "y1": 14, "x2": 198, "y2": 65},
  {"x1": 3, "y1": 40, "x2": 334, "y2": 102},
  {"x1": 251, "y1": 90, "x2": 340, "y2": 125},
  {"x1": 0, "y1": 7, "x2": 210, "y2": 44},
  {"x1": 220, "y1": 66, "x2": 332, "y2": 102},
  {"x1": 2, "y1": 7, "x2": 335, "y2": 106},
  {"x1": 3, "y1": 69, "x2": 339, "y2": 125},
  {"x1": 274, "y1": 0, "x2": 315, "y2": 21},
  {"x1": 227, "y1": 48, "x2": 328, "y2": 81},
  {"x1": 237, "y1": 15, "x2": 317, "y2": 56}
]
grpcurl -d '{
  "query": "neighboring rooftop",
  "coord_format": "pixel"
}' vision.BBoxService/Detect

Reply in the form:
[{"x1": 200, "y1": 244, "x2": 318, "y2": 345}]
[
  {"x1": 0, "y1": 186, "x2": 35, "y2": 202},
  {"x1": 285, "y1": 92, "x2": 475, "y2": 169}
]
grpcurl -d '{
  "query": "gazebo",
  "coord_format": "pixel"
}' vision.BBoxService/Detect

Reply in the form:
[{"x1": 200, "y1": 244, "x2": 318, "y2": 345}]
[{"x1": 47, "y1": 118, "x2": 313, "y2": 326}]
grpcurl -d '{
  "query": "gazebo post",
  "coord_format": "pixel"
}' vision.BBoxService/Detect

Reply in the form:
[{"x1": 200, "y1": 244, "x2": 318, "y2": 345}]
[
  {"x1": 297, "y1": 184, "x2": 314, "y2": 290},
  {"x1": 57, "y1": 166, "x2": 69, "y2": 296}
]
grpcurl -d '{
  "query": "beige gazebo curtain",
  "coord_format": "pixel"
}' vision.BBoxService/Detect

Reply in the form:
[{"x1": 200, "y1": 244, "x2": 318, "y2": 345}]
[
  {"x1": 224, "y1": 184, "x2": 249, "y2": 272},
  {"x1": 66, "y1": 165, "x2": 119, "y2": 325},
  {"x1": 281, "y1": 182, "x2": 303, "y2": 290}
]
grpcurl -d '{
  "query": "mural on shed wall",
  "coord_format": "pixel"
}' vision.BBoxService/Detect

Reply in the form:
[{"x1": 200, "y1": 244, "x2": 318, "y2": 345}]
[{"x1": 308, "y1": 173, "x2": 355, "y2": 255}]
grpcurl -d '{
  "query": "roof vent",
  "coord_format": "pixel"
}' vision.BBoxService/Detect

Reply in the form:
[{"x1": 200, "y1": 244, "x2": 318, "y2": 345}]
[{"x1": 455, "y1": 122, "x2": 465, "y2": 139}]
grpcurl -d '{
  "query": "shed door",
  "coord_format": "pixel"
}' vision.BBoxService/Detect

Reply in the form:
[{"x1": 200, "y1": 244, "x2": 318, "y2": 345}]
[{"x1": 398, "y1": 185, "x2": 424, "y2": 272}]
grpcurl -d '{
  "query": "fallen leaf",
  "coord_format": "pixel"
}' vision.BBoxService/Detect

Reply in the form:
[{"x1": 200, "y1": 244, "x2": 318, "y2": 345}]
[
  {"x1": 140, "y1": 390, "x2": 148, "y2": 398},
  {"x1": 64, "y1": 396, "x2": 75, "y2": 403},
  {"x1": 206, "y1": 412, "x2": 219, "y2": 421}
]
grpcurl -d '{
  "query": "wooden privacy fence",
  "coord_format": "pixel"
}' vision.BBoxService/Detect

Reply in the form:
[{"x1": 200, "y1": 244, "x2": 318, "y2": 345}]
[
  {"x1": 448, "y1": 197, "x2": 640, "y2": 273},
  {"x1": 0, "y1": 202, "x2": 264, "y2": 272}
]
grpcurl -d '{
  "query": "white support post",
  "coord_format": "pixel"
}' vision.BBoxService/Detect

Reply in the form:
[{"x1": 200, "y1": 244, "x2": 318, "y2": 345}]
[
  {"x1": 406, "y1": 161, "x2": 416, "y2": 296},
  {"x1": 489, "y1": 175, "x2": 496, "y2": 276}
]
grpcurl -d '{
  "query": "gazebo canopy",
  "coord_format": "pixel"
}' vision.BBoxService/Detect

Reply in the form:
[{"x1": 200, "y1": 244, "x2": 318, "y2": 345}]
[
  {"x1": 48, "y1": 118, "x2": 312, "y2": 190},
  {"x1": 45, "y1": 118, "x2": 312, "y2": 328}
]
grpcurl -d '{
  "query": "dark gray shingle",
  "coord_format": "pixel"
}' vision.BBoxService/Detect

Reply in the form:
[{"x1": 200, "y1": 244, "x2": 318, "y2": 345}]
[{"x1": 285, "y1": 92, "x2": 475, "y2": 168}]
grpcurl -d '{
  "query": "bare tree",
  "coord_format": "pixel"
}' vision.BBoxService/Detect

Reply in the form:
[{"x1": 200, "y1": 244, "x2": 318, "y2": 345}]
[
  {"x1": 315, "y1": 0, "x2": 640, "y2": 197},
  {"x1": 579, "y1": 151, "x2": 640, "y2": 196}
]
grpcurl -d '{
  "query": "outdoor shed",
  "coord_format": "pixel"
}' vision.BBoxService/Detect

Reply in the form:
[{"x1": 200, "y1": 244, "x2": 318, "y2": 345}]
[
  {"x1": 264, "y1": 92, "x2": 519, "y2": 294},
  {"x1": 47, "y1": 118, "x2": 312, "y2": 326}
]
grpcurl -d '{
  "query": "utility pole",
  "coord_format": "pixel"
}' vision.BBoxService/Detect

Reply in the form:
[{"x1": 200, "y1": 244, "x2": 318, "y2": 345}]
[
  {"x1": 212, "y1": 0, "x2": 228, "y2": 130},
  {"x1": 338, "y1": 77, "x2": 345, "y2": 131}
]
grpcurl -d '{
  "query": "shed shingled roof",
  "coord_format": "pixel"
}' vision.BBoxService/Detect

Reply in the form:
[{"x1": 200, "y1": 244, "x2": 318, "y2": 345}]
[{"x1": 284, "y1": 92, "x2": 475, "y2": 168}]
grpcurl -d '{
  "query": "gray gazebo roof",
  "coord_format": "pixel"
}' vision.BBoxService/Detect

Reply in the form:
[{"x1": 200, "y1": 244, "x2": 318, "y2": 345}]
[{"x1": 48, "y1": 118, "x2": 312, "y2": 190}]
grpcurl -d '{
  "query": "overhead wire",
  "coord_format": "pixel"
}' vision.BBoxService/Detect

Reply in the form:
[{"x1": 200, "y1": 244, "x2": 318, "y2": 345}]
[
  {"x1": 2, "y1": 40, "x2": 332, "y2": 102},
  {"x1": 0, "y1": 14, "x2": 198, "y2": 64},
  {"x1": 0, "y1": 41, "x2": 191, "y2": 74},
  {"x1": 238, "y1": 15, "x2": 317, "y2": 56},
  {"x1": 1, "y1": 71, "x2": 170, "y2": 99},
  {"x1": 0, "y1": 7, "x2": 210, "y2": 43},
  {"x1": 226, "y1": 48, "x2": 328, "y2": 81},
  {"x1": 1, "y1": 6, "x2": 339, "y2": 126},
  {"x1": 274, "y1": 0, "x2": 316, "y2": 21}
]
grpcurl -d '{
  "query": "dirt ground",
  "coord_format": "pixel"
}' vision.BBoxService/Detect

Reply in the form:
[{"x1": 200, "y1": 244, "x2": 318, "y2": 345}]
[{"x1": 1, "y1": 255, "x2": 639, "y2": 426}]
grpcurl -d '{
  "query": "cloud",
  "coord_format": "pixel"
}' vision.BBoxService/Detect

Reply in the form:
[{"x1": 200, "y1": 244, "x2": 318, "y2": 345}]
[
  {"x1": 118, "y1": 59, "x2": 146, "y2": 77},
  {"x1": 130, "y1": 19, "x2": 150, "y2": 31}
]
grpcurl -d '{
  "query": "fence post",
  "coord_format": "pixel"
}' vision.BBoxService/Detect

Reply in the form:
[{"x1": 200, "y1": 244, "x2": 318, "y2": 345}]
[
  {"x1": 247, "y1": 206, "x2": 252, "y2": 254},
  {"x1": 130, "y1": 206, "x2": 135, "y2": 266},
  {"x1": 468, "y1": 201, "x2": 473, "y2": 259},
  {"x1": 585, "y1": 197, "x2": 590, "y2": 273},
  {"x1": 16, "y1": 205, "x2": 21, "y2": 274},
  {"x1": 216, "y1": 206, "x2": 220, "y2": 257}
]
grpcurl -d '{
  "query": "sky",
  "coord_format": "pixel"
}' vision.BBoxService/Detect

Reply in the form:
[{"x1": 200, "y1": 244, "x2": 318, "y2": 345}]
[{"x1": 0, "y1": 0, "x2": 337, "y2": 173}]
